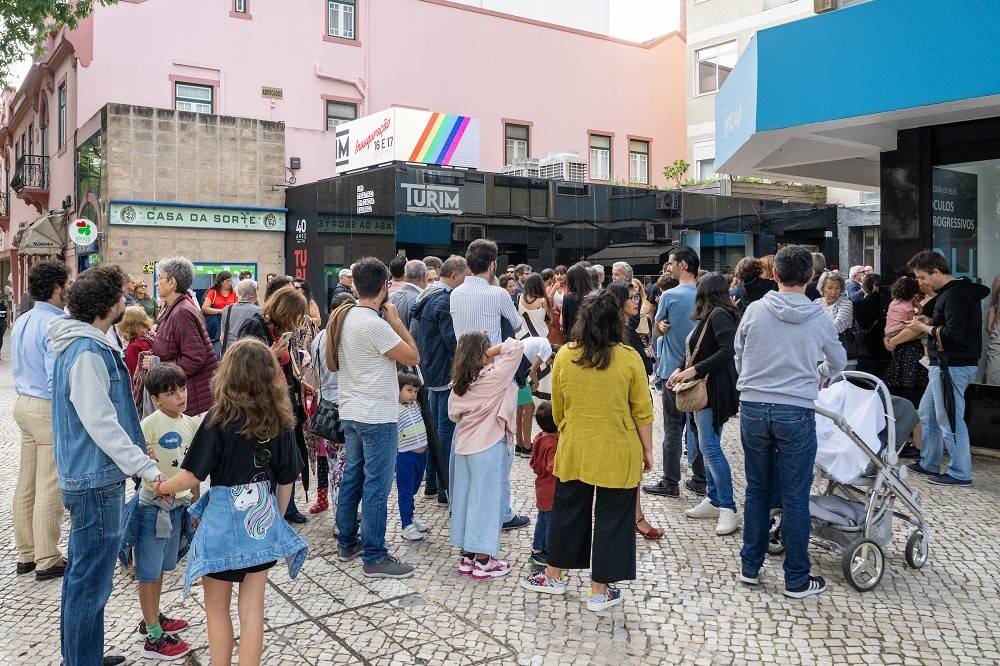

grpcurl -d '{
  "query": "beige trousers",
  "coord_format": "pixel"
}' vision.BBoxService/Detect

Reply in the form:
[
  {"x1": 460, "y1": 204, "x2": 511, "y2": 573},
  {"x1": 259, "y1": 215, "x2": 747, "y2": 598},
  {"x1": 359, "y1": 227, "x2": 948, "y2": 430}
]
[{"x1": 12, "y1": 395, "x2": 64, "y2": 569}]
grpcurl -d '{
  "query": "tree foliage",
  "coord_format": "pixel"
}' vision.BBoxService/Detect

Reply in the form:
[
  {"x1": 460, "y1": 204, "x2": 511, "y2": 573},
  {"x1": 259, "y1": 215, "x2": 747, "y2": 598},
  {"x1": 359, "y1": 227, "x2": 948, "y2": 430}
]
[
  {"x1": 662, "y1": 159, "x2": 690, "y2": 188},
  {"x1": 0, "y1": 1, "x2": 119, "y2": 89}
]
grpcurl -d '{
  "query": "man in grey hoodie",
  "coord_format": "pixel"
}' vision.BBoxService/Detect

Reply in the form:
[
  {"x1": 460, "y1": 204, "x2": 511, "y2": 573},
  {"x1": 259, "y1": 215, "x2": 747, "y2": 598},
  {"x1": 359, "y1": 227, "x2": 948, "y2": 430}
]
[
  {"x1": 49, "y1": 264, "x2": 165, "y2": 666},
  {"x1": 734, "y1": 245, "x2": 846, "y2": 600}
]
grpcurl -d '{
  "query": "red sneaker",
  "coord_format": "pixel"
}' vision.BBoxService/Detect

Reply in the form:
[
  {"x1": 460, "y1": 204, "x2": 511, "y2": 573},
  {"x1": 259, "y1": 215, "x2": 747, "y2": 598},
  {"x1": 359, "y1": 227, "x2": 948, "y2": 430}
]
[
  {"x1": 158, "y1": 613, "x2": 189, "y2": 634},
  {"x1": 140, "y1": 633, "x2": 191, "y2": 661}
]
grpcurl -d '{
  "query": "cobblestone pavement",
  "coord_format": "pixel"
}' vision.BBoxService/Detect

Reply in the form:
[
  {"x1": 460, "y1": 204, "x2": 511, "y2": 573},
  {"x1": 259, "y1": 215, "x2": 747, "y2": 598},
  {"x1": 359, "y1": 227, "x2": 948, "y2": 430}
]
[{"x1": 2, "y1": 349, "x2": 1000, "y2": 665}]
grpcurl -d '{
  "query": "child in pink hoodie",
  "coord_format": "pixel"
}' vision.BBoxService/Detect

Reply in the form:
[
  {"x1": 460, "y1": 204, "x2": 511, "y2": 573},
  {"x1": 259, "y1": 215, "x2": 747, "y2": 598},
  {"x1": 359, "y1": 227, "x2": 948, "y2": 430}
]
[{"x1": 447, "y1": 333, "x2": 551, "y2": 581}]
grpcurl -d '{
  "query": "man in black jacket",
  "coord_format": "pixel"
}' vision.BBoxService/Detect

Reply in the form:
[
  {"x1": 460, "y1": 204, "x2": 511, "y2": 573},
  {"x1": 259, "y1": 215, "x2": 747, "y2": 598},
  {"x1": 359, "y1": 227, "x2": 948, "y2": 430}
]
[{"x1": 905, "y1": 251, "x2": 989, "y2": 487}]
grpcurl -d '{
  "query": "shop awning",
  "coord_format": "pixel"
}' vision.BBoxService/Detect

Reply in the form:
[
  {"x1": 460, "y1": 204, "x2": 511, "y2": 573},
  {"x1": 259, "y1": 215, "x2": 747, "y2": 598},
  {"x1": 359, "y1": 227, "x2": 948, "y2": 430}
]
[
  {"x1": 715, "y1": 0, "x2": 1000, "y2": 190},
  {"x1": 17, "y1": 212, "x2": 66, "y2": 256},
  {"x1": 586, "y1": 242, "x2": 676, "y2": 268}
]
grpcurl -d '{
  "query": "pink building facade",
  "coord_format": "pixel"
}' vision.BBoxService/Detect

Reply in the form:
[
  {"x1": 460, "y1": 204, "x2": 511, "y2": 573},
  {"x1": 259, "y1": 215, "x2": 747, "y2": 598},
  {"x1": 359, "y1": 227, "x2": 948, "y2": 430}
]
[{"x1": 0, "y1": 0, "x2": 685, "y2": 302}]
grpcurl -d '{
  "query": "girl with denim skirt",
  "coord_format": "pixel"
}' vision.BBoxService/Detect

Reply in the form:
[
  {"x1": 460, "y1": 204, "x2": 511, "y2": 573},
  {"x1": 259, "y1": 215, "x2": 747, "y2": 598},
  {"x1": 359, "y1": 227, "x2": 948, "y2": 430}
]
[
  {"x1": 448, "y1": 333, "x2": 551, "y2": 580},
  {"x1": 156, "y1": 338, "x2": 307, "y2": 666}
]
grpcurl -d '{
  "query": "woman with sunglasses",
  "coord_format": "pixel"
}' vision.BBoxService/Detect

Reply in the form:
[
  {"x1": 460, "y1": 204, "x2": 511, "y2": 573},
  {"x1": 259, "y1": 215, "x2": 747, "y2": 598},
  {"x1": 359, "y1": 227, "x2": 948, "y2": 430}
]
[
  {"x1": 134, "y1": 281, "x2": 158, "y2": 321},
  {"x1": 607, "y1": 281, "x2": 661, "y2": 542}
]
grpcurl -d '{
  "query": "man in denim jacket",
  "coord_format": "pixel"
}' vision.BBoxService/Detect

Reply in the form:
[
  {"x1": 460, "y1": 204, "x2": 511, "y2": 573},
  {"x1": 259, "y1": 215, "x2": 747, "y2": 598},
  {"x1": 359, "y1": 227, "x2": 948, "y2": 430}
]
[{"x1": 49, "y1": 264, "x2": 165, "y2": 666}]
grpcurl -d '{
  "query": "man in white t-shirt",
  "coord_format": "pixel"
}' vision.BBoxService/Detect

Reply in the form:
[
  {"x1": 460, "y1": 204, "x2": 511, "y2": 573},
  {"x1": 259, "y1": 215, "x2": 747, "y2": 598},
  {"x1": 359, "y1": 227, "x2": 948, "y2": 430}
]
[{"x1": 335, "y1": 257, "x2": 420, "y2": 579}]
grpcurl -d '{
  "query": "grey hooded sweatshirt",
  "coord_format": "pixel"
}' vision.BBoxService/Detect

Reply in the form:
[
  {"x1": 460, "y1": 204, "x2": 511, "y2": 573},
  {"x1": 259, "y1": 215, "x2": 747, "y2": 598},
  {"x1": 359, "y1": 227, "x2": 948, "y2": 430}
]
[
  {"x1": 48, "y1": 315, "x2": 161, "y2": 483},
  {"x1": 735, "y1": 291, "x2": 847, "y2": 409}
]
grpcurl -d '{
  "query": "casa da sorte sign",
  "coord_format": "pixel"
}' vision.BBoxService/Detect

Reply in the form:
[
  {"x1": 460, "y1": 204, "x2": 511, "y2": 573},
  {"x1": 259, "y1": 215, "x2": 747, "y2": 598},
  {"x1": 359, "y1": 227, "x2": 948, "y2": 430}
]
[{"x1": 109, "y1": 201, "x2": 287, "y2": 232}]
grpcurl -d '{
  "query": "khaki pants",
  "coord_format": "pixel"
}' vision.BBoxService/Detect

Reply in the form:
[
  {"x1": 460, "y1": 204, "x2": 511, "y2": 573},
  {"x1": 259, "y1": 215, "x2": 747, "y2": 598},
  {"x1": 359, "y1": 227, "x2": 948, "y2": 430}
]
[{"x1": 12, "y1": 395, "x2": 64, "y2": 569}]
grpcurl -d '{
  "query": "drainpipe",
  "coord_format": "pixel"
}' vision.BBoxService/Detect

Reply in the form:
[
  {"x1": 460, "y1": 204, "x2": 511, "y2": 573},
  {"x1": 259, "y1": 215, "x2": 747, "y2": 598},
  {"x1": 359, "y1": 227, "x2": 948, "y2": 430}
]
[{"x1": 314, "y1": 64, "x2": 368, "y2": 106}]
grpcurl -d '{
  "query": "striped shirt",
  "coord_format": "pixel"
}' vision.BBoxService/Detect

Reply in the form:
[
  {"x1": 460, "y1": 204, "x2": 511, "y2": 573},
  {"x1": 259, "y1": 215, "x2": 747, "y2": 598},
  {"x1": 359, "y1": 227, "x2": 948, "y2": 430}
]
[
  {"x1": 450, "y1": 275, "x2": 523, "y2": 345},
  {"x1": 397, "y1": 402, "x2": 428, "y2": 452},
  {"x1": 337, "y1": 307, "x2": 402, "y2": 424}
]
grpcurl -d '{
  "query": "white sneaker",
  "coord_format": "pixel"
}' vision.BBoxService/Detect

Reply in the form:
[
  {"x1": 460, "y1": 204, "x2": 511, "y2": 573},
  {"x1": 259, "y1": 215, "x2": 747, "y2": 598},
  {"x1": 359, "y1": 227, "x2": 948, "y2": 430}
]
[
  {"x1": 715, "y1": 508, "x2": 741, "y2": 535},
  {"x1": 401, "y1": 524, "x2": 425, "y2": 541},
  {"x1": 411, "y1": 518, "x2": 429, "y2": 532},
  {"x1": 685, "y1": 498, "x2": 721, "y2": 519}
]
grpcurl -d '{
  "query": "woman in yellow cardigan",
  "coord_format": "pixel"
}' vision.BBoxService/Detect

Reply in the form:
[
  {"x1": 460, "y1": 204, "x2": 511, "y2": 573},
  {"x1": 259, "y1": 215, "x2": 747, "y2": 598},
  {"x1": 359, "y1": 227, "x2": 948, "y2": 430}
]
[{"x1": 520, "y1": 291, "x2": 654, "y2": 612}]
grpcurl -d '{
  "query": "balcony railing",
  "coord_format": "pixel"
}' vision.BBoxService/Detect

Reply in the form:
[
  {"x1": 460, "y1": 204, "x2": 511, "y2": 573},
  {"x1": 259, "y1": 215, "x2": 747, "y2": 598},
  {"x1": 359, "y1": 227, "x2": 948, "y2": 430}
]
[
  {"x1": 11, "y1": 155, "x2": 49, "y2": 193},
  {"x1": 0, "y1": 190, "x2": 8, "y2": 217}
]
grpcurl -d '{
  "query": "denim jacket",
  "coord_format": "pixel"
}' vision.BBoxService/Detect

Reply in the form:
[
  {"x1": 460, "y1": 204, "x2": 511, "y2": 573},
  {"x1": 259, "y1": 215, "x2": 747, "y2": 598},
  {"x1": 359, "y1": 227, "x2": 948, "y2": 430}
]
[
  {"x1": 118, "y1": 490, "x2": 195, "y2": 570},
  {"x1": 49, "y1": 316, "x2": 160, "y2": 491},
  {"x1": 182, "y1": 481, "x2": 307, "y2": 596}
]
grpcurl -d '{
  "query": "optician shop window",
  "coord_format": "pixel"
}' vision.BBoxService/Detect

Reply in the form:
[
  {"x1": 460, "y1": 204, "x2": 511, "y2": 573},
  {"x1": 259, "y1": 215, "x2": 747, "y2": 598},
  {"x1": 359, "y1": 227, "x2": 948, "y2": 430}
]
[{"x1": 930, "y1": 157, "x2": 1000, "y2": 384}]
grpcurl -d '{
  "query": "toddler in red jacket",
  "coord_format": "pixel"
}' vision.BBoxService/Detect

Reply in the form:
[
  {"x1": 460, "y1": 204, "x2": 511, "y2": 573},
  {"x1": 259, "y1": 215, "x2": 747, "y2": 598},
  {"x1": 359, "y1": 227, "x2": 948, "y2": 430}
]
[{"x1": 528, "y1": 400, "x2": 559, "y2": 567}]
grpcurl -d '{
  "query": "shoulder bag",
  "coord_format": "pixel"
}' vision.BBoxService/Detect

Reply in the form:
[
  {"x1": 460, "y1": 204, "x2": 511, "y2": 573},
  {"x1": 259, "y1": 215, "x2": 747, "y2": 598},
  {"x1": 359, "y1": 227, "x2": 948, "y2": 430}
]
[
  {"x1": 308, "y1": 331, "x2": 344, "y2": 443},
  {"x1": 673, "y1": 316, "x2": 711, "y2": 413}
]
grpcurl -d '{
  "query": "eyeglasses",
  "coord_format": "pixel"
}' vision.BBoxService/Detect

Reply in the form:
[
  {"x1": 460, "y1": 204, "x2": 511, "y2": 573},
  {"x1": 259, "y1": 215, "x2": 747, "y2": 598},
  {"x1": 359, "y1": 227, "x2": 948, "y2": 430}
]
[{"x1": 629, "y1": 293, "x2": 641, "y2": 303}]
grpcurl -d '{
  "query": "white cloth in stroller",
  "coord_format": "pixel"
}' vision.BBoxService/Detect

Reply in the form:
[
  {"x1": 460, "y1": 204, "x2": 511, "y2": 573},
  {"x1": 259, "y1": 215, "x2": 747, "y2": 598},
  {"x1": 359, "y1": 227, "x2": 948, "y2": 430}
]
[{"x1": 814, "y1": 380, "x2": 886, "y2": 484}]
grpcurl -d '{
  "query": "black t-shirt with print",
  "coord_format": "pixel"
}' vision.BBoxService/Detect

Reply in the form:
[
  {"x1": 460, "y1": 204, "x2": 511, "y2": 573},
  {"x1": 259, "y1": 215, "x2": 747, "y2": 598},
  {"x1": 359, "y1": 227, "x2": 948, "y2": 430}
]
[{"x1": 182, "y1": 412, "x2": 302, "y2": 487}]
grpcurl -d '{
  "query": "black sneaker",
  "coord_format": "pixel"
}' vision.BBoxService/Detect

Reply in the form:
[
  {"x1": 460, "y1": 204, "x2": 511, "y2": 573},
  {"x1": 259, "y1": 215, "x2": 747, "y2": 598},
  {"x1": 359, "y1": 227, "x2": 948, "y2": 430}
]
[
  {"x1": 784, "y1": 575, "x2": 826, "y2": 599},
  {"x1": 502, "y1": 515, "x2": 530, "y2": 530},
  {"x1": 514, "y1": 446, "x2": 526, "y2": 458},
  {"x1": 518, "y1": 447, "x2": 532, "y2": 459},
  {"x1": 642, "y1": 480, "x2": 680, "y2": 497},
  {"x1": 906, "y1": 462, "x2": 936, "y2": 476},
  {"x1": 437, "y1": 493, "x2": 449, "y2": 505},
  {"x1": 337, "y1": 543, "x2": 363, "y2": 562},
  {"x1": 424, "y1": 487, "x2": 438, "y2": 497},
  {"x1": 103, "y1": 657, "x2": 127, "y2": 666},
  {"x1": 527, "y1": 550, "x2": 548, "y2": 567},
  {"x1": 685, "y1": 479, "x2": 707, "y2": 496},
  {"x1": 362, "y1": 555, "x2": 415, "y2": 579},
  {"x1": 928, "y1": 473, "x2": 972, "y2": 486},
  {"x1": 898, "y1": 444, "x2": 921, "y2": 459},
  {"x1": 285, "y1": 511, "x2": 308, "y2": 524}
]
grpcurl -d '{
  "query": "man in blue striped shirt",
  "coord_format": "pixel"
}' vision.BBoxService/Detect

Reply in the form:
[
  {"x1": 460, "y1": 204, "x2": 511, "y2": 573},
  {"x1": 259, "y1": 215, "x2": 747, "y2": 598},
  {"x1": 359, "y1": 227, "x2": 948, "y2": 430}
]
[
  {"x1": 11, "y1": 259, "x2": 70, "y2": 581},
  {"x1": 450, "y1": 239, "x2": 530, "y2": 530}
]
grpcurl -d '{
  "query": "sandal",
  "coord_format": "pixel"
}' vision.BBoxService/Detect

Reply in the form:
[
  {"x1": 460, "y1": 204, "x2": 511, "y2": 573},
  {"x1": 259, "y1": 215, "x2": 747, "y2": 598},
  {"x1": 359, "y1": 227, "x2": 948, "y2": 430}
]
[{"x1": 635, "y1": 516, "x2": 663, "y2": 541}]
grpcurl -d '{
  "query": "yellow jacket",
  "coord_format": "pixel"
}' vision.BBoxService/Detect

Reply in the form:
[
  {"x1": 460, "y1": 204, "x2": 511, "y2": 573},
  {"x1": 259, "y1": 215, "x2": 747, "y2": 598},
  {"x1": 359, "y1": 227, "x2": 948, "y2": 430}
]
[{"x1": 551, "y1": 343, "x2": 654, "y2": 489}]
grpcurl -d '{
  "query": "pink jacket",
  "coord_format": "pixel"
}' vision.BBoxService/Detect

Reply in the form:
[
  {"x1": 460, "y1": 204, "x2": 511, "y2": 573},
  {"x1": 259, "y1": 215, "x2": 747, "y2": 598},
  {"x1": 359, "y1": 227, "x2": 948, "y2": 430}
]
[{"x1": 448, "y1": 338, "x2": 523, "y2": 456}]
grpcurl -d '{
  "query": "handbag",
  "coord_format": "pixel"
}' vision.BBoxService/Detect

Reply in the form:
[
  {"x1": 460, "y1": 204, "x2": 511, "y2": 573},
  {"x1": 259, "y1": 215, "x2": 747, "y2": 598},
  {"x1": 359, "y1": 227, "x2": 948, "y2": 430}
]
[
  {"x1": 309, "y1": 398, "x2": 343, "y2": 442},
  {"x1": 838, "y1": 319, "x2": 867, "y2": 360},
  {"x1": 673, "y1": 317, "x2": 711, "y2": 413}
]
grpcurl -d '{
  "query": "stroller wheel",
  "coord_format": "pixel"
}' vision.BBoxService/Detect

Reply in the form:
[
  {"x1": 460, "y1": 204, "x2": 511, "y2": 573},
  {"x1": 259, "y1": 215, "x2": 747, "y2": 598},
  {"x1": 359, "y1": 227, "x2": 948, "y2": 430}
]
[
  {"x1": 842, "y1": 538, "x2": 884, "y2": 592},
  {"x1": 767, "y1": 510, "x2": 785, "y2": 555},
  {"x1": 905, "y1": 530, "x2": 928, "y2": 569}
]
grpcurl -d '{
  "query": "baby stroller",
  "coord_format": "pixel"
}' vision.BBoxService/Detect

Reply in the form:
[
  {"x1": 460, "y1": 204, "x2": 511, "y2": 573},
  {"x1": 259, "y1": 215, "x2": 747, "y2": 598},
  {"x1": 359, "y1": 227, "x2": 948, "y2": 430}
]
[{"x1": 768, "y1": 371, "x2": 931, "y2": 592}]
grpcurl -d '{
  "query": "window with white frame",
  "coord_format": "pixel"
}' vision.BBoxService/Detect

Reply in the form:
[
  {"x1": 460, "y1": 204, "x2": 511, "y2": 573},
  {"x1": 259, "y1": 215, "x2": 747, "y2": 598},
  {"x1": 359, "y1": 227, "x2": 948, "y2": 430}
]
[
  {"x1": 326, "y1": 100, "x2": 358, "y2": 131},
  {"x1": 695, "y1": 40, "x2": 738, "y2": 95},
  {"x1": 862, "y1": 227, "x2": 880, "y2": 272},
  {"x1": 589, "y1": 134, "x2": 611, "y2": 181},
  {"x1": 629, "y1": 140, "x2": 649, "y2": 185},
  {"x1": 58, "y1": 84, "x2": 67, "y2": 148},
  {"x1": 693, "y1": 140, "x2": 716, "y2": 181},
  {"x1": 175, "y1": 83, "x2": 213, "y2": 114},
  {"x1": 505, "y1": 124, "x2": 529, "y2": 165},
  {"x1": 233, "y1": 0, "x2": 247, "y2": 12},
  {"x1": 328, "y1": 0, "x2": 356, "y2": 39}
]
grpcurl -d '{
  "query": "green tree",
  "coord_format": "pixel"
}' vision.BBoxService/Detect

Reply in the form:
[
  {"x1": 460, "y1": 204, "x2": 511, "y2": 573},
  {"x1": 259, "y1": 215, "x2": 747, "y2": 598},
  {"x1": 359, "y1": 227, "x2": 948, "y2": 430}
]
[
  {"x1": 0, "y1": 1, "x2": 119, "y2": 89},
  {"x1": 662, "y1": 159, "x2": 689, "y2": 188}
]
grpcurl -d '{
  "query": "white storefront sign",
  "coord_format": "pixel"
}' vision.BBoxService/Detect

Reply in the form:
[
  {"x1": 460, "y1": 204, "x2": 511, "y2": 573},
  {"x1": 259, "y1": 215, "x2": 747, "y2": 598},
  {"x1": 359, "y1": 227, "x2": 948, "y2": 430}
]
[{"x1": 335, "y1": 108, "x2": 480, "y2": 172}]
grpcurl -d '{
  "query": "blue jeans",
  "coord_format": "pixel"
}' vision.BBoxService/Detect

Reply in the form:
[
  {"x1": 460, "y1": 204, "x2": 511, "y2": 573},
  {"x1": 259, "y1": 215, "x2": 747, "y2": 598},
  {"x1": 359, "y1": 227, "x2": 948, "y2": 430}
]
[
  {"x1": 284, "y1": 484, "x2": 299, "y2": 517},
  {"x1": 919, "y1": 365, "x2": 975, "y2": 481},
  {"x1": 694, "y1": 407, "x2": 737, "y2": 512},
  {"x1": 396, "y1": 449, "x2": 428, "y2": 527},
  {"x1": 61, "y1": 480, "x2": 125, "y2": 666},
  {"x1": 424, "y1": 388, "x2": 454, "y2": 495},
  {"x1": 336, "y1": 421, "x2": 397, "y2": 565},
  {"x1": 532, "y1": 509, "x2": 551, "y2": 552},
  {"x1": 500, "y1": 438, "x2": 516, "y2": 522},
  {"x1": 739, "y1": 402, "x2": 817, "y2": 589}
]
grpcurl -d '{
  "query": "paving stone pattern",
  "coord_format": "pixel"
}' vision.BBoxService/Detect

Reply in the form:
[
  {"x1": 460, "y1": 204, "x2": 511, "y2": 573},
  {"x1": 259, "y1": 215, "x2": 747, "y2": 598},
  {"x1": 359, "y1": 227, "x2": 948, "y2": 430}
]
[{"x1": 1, "y1": 349, "x2": 1000, "y2": 664}]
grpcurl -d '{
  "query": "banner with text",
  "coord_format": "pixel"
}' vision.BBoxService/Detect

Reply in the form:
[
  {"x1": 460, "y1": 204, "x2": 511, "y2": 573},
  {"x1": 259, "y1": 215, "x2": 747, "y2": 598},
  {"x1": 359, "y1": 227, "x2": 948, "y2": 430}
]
[
  {"x1": 335, "y1": 108, "x2": 480, "y2": 172},
  {"x1": 109, "y1": 201, "x2": 287, "y2": 232},
  {"x1": 931, "y1": 167, "x2": 978, "y2": 278}
]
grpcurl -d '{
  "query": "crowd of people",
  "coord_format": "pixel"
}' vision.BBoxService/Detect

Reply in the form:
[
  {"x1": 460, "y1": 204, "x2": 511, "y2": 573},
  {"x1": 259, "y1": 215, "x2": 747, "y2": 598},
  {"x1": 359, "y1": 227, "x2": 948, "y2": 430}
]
[{"x1": 6, "y1": 236, "x2": 987, "y2": 664}]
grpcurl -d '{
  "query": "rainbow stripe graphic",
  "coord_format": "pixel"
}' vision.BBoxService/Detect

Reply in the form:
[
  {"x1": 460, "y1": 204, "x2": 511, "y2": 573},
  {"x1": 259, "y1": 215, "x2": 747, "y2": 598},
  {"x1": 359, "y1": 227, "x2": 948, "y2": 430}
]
[{"x1": 408, "y1": 112, "x2": 472, "y2": 165}]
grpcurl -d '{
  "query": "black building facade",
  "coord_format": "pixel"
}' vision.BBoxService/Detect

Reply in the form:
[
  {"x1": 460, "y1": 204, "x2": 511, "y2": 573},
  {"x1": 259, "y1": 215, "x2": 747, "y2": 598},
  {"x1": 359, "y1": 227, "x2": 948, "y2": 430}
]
[{"x1": 285, "y1": 164, "x2": 838, "y2": 316}]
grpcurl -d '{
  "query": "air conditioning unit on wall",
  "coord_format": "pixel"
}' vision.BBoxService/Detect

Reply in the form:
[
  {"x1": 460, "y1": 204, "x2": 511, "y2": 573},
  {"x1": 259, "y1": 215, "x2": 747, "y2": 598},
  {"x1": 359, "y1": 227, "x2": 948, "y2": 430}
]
[
  {"x1": 814, "y1": 0, "x2": 837, "y2": 13},
  {"x1": 655, "y1": 192, "x2": 681, "y2": 211},
  {"x1": 452, "y1": 224, "x2": 486, "y2": 242}
]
